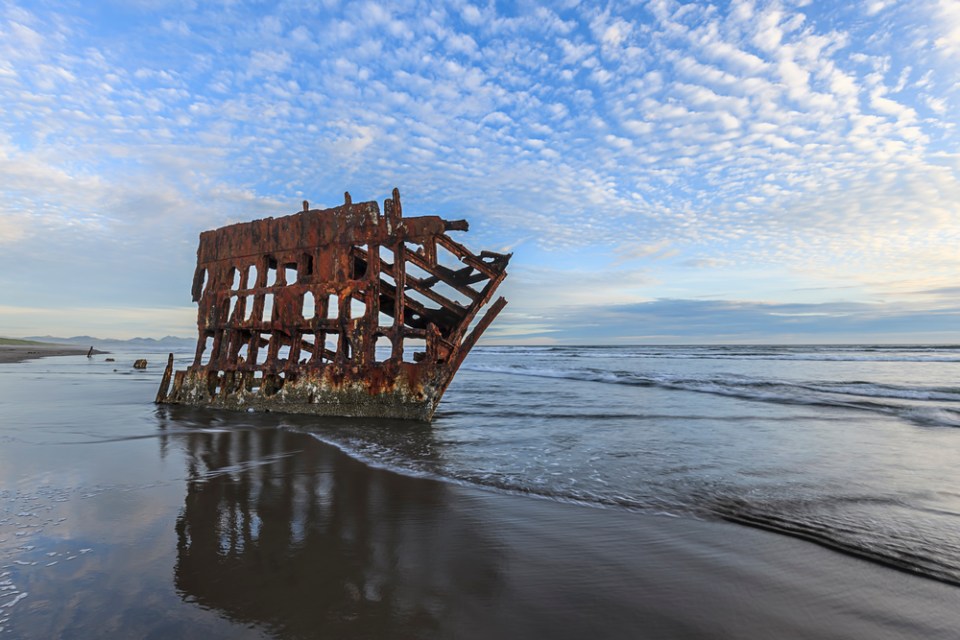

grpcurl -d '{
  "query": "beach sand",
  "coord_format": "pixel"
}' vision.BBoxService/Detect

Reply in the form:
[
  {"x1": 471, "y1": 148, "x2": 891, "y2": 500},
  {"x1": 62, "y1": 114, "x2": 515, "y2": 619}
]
[
  {"x1": 0, "y1": 343, "x2": 99, "y2": 363},
  {"x1": 0, "y1": 355, "x2": 957, "y2": 638},
  {"x1": 165, "y1": 423, "x2": 959, "y2": 640}
]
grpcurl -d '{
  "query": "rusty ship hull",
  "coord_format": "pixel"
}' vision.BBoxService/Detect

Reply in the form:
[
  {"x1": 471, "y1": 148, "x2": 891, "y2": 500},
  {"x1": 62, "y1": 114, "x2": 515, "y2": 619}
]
[{"x1": 155, "y1": 189, "x2": 510, "y2": 421}]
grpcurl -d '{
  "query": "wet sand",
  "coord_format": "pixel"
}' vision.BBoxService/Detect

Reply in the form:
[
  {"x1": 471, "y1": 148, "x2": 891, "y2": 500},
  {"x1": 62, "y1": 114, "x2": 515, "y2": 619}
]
[
  {"x1": 1, "y1": 356, "x2": 958, "y2": 638},
  {"x1": 0, "y1": 343, "x2": 97, "y2": 363},
  {"x1": 165, "y1": 421, "x2": 960, "y2": 640}
]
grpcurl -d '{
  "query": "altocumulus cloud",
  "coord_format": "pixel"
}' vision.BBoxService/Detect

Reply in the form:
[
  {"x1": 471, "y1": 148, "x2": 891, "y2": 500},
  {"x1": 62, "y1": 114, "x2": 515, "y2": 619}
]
[{"x1": 0, "y1": 0, "x2": 957, "y2": 341}]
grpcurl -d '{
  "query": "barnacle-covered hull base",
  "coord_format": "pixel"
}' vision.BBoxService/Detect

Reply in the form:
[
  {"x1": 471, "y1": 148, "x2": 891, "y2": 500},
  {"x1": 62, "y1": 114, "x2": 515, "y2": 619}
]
[{"x1": 156, "y1": 189, "x2": 510, "y2": 422}]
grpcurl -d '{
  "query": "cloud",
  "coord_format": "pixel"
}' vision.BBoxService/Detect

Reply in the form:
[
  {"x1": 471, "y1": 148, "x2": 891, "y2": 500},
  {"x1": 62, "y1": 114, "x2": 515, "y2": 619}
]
[
  {"x1": 865, "y1": 1, "x2": 897, "y2": 16},
  {"x1": 913, "y1": 286, "x2": 960, "y2": 297},
  {"x1": 529, "y1": 298, "x2": 960, "y2": 344},
  {"x1": 0, "y1": 0, "x2": 958, "y2": 342},
  {"x1": 461, "y1": 5, "x2": 482, "y2": 26},
  {"x1": 246, "y1": 49, "x2": 291, "y2": 78},
  {"x1": 0, "y1": 305, "x2": 196, "y2": 339},
  {"x1": 932, "y1": 0, "x2": 960, "y2": 55},
  {"x1": 612, "y1": 240, "x2": 677, "y2": 264},
  {"x1": 0, "y1": 212, "x2": 30, "y2": 243}
]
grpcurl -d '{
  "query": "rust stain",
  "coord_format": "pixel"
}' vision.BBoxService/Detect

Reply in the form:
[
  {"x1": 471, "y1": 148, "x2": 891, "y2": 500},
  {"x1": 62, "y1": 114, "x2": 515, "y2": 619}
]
[{"x1": 156, "y1": 188, "x2": 510, "y2": 421}]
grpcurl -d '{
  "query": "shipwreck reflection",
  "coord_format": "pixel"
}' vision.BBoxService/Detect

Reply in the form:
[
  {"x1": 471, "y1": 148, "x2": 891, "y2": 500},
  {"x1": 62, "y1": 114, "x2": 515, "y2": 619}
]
[{"x1": 163, "y1": 411, "x2": 502, "y2": 638}]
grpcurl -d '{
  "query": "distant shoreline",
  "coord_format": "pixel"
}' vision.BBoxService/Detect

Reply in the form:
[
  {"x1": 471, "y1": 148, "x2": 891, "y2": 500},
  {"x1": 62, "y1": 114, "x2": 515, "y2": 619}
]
[{"x1": 0, "y1": 343, "x2": 105, "y2": 364}]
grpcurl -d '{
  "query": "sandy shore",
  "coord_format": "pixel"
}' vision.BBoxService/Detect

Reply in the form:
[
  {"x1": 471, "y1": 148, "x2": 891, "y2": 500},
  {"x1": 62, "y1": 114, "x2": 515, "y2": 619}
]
[
  {"x1": 1, "y1": 357, "x2": 958, "y2": 638},
  {"x1": 0, "y1": 343, "x2": 104, "y2": 363},
  {"x1": 165, "y1": 422, "x2": 960, "y2": 639}
]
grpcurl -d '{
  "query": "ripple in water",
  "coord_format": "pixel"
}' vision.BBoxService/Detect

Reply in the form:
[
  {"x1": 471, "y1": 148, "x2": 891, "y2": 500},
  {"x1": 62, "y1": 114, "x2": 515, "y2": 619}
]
[{"x1": 291, "y1": 344, "x2": 960, "y2": 586}]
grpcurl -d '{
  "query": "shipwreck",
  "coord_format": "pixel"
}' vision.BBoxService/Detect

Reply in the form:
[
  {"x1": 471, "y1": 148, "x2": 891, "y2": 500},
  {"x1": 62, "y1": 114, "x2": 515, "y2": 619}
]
[{"x1": 156, "y1": 189, "x2": 510, "y2": 421}]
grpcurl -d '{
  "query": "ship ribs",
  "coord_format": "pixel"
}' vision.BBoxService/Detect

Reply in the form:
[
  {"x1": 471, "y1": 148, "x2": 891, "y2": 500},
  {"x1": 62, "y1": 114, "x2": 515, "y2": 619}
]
[{"x1": 155, "y1": 188, "x2": 510, "y2": 421}]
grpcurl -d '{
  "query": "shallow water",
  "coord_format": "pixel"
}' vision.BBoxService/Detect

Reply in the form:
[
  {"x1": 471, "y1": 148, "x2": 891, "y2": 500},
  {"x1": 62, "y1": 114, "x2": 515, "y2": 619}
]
[
  {"x1": 307, "y1": 345, "x2": 960, "y2": 583},
  {"x1": 1, "y1": 346, "x2": 959, "y2": 638}
]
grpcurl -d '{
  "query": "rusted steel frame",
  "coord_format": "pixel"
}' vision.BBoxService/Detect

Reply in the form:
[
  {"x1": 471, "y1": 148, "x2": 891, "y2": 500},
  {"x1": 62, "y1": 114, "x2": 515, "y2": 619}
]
[
  {"x1": 359, "y1": 273, "x2": 448, "y2": 330},
  {"x1": 351, "y1": 245, "x2": 467, "y2": 314},
  {"x1": 361, "y1": 244, "x2": 382, "y2": 365},
  {"x1": 401, "y1": 248, "x2": 483, "y2": 302},
  {"x1": 450, "y1": 296, "x2": 508, "y2": 373},
  {"x1": 158, "y1": 188, "x2": 510, "y2": 421},
  {"x1": 448, "y1": 268, "x2": 510, "y2": 347},
  {"x1": 395, "y1": 326, "x2": 428, "y2": 339},
  {"x1": 358, "y1": 241, "x2": 482, "y2": 303},
  {"x1": 367, "y1": 230, "x2": 504, "y2": 348},
  {"x1": 359, "y1": 247, "x2": 466, "y2": 316},
  {"x1": 155, "y1": 353, "x2": 175, "y2": 403},
  {"x1": 420, "y1": 262, "x2": 489, "y2": 287},
  {"x1": 434, "y1": 234, "x2": 503, "y2": 278},
  {"x1": 422, "y1": 236, "x2": 437, "y2": 264},
  {"x1": 392, "y1": 240, "x2": 407, "y2": 362}
]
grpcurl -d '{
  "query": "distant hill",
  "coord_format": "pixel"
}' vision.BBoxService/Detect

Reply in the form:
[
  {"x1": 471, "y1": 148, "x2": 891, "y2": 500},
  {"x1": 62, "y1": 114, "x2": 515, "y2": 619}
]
[{"x1": 24, "y1": 335, "x2": 196, "y2": 351}]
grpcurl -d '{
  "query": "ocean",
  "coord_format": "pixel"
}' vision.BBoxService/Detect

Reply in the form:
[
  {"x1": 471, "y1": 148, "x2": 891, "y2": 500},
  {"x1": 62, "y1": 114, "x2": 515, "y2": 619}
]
[
  {"x1": 1, "y1": 344, "x2": 959, "y2": 638},
  {"x1": 299, "y1": 344, "x2": 960, "y2": 584}
]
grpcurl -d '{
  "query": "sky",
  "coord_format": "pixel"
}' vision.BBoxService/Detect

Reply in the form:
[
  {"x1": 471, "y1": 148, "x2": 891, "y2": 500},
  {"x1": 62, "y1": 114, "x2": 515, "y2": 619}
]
[{"x1": 1, "y1": 0, "x2": 958, "y2": 344}]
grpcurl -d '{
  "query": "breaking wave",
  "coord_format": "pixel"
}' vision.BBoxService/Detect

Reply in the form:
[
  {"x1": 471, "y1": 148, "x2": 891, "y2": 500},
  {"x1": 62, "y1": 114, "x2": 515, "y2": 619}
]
[
  {"x1": 299, "y1": 428, "x2": 960, "y2": 588},
  {"x1": 462, "y1": 364, "x2": 960, "y2": 428},
  {"x1": 291, "y1": 344, "x2": 960, "y2": 588}
]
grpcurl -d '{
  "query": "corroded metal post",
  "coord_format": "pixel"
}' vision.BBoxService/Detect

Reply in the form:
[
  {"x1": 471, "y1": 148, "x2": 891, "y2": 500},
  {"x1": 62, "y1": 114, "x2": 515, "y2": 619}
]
[{"x1": 156, "y1": 189, "x2": 510, "y2": 421}]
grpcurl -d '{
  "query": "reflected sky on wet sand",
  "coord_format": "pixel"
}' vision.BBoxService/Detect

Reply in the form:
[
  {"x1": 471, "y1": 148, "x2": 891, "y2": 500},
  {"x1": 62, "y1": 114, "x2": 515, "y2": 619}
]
[{"x1": 1, "y1": 355, "x2": 959, "y2": 639}]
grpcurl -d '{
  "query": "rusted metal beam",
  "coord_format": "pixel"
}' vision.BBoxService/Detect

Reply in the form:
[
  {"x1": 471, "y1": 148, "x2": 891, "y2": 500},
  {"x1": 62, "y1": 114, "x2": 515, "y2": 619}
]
[
  {"x1": 402, "y1": 249, "x2": 483, "y2": 302},
  {"x1": 156, "y1": 189, "x2": 511, "y2": 421}
]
